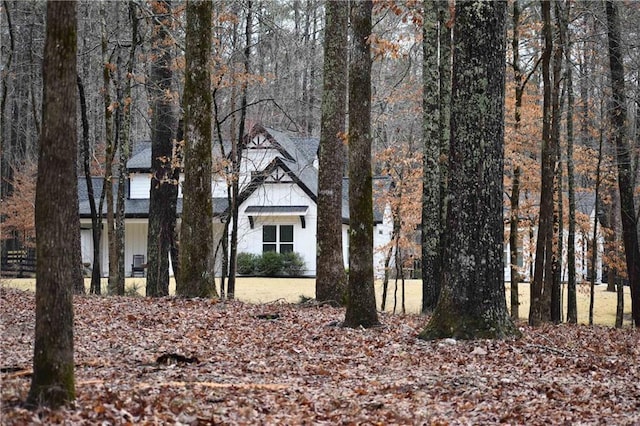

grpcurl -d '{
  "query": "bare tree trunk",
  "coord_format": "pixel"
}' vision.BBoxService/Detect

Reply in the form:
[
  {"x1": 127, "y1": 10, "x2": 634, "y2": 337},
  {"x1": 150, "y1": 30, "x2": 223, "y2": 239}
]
[
  {"x1": 101, "y1": 2, "x2": 117, "y2": 295},
  {"x1": 551, "y1": 0, "x2": 566, "y2": 324},
  {"x1": 421, "y1": 0, "x2": 442, "y2": 313},
  {"x1": 509, "y1": 167, "x2": 521, "y2": 320},
  {"x1": 178, "y1": 0, "x2": 217, "y2": 298},
  {"x1": 419, "y1": 1, "x2": 517, "y2": 340},
  {"x1": 530, "y1": 0, "x2": 555, "y2": 326},
  {"x1": 316, "y1": 0, "x2": 348, "y2": 304},
  {"x1": 77, "y1": 75, "x2": 98, "y2": 295},
  {"x1": 343, "y1": 0, "x2": 379, "y2": 329},
  {"x1": 589, "y1": 129, "x2": 603, "y2": 326},
  {"x1": 113, "y1": 2, "x2": 138, "y2": 296},
  {"x1": 228, "y1": 1, "x2": 253, "y2": 299},
  {"x1": 28, "y1": 1, "x2": 78, "y2": 407},
  {"x1": 605, "y1": 0, "x2": 640, "y2": 327},
  {"x1": 565, "y1": 5, "x2": 578, "y2": 323},
  {"x1": 145, "y1": 0, "x2": 178, "y2": 297}
]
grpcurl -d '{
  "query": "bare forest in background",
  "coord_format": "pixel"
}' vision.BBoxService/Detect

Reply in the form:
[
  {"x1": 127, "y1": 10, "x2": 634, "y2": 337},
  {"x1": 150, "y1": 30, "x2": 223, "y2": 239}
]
[{"x1": 1, "y1": 1, "x2": 639, "y2": 326}]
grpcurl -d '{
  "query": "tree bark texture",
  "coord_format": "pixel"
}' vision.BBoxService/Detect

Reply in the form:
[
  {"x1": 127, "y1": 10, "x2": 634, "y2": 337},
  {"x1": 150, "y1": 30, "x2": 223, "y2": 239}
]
[
  {"x1": 565, "y1": 18, "x2": 577, "y2": 324},
  {"x1": 227, "y1": 0, "x2": 252, "y2": 299},
  {"x1": 550, "y1": 0, "x2": 565, "y2": 324},
  {"x1": 28, "y1": 0, "x2": 79, "y2": 408},
  {"x1": 343, "y1": 0, "x2": 379, "y2": 329},
  {"x1": 77, "y1": 75, "x2": 101, "y2": 294},
  {"x1": 113, "y1": 2, "x2": 137, "y2": 296},
  {"x1": 529, "y1": 0, "x2": 555, "y2": 326},
  {"x1": 421, "y1": 0, "x2": 442, "y2": 313},
  {"x1": 316, "y1": 0, "x2": 348, "y2": 305},
  {"x1": 178, "y1": 0, "x2": 217, "y2": 298},
  {"x1": 419, "y1": 0, "x2": 517, "y2": 340},
  {"x1": 101, "y1": 2, "x2": 116, "y2": 296},
  {"x1": 146, "y1": 0, "x2": 178, "y2": 297},
  {"x1": 605, "y1": 0, "x2": 640, "y2": 327}
]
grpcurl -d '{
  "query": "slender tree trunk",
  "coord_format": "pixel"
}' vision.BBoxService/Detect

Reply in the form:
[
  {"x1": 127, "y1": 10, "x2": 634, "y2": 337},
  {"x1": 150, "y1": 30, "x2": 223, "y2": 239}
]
[
  {"x1": 605, "y1": 0, "x2": 640, "y2": 327},
  {"x1": 343, "y1": 0, "x2": 379, "y2": 329},
  {"x1": 146, "y1": 0, "x2": 178, "y2": 297},
  {"x1": 228, "y1": 1, "x2": 253, "y2": 299},
  {"x1": 510, "y1": 0, "x2": 522, "y2": 321},
  {"x1": 77, "y1": 75, "x2": 98, "y2": 295},
  {"x1": 509, "y1": 167, "x2": 520, "y2": 320},
  {"x1": 589, "y1": 129, "x2": 603, "y2": 326},
  {"x1": 419, "y1": 1, "x2": 517, "y2": 340},
  {"x1": 530, "y1": 0, "x2": 555, "y2": 326},
  {"x1": 178, "y1": 0, "x2": 217, "y2": 298},
  {"x1": 566, "y1": 13, "x2": 577, "y2": 323},
  {"x1": 550, "y1": 1, "x2": 565, "y2": 324},
  {"x1": 101, "y1": 3, "x2": 117, "y2": 296},
  {"x1": 113, "y1": 2, "x2": 137, "y2": 296},
  {"x1": 421, "y1": 0, "x2": 442, "y2": 313},
  {"x1": 78, "y1": 17, "x2": 102, "y2": 294},
  {"x1": 28, "y1": 1, "x2": 78, "y2": 407},
  {"x1": 316, "y1": 0, "x2": 348, "y2": 304}
]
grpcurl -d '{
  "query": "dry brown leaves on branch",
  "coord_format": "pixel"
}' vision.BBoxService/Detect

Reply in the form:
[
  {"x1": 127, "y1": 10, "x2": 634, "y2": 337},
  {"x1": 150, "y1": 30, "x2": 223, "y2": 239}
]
[{"x1": 1, "y1": 287, "x2": 639, "y2": 425}]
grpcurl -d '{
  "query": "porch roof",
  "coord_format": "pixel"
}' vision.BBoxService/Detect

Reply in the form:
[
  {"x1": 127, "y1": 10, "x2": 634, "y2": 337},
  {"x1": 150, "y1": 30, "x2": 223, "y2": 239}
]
[{"x1": 244, "y1": 205, "x2": 309, "y2": 215}]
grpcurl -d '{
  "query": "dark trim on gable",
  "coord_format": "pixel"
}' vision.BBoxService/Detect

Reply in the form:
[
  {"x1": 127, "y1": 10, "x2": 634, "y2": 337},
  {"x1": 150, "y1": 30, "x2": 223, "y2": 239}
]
[
  {"x1": 240, "y1": 124, "x2": 294, "y2": 161},
  {"x1": 236, "y1": 157, "x2": 317, "y2": 208}
]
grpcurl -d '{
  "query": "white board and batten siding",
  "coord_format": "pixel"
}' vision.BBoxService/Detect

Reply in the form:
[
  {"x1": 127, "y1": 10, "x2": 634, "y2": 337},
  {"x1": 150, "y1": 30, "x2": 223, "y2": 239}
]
[{"x1": 236, "y1": 181, "x2": 318, "y2": 276}]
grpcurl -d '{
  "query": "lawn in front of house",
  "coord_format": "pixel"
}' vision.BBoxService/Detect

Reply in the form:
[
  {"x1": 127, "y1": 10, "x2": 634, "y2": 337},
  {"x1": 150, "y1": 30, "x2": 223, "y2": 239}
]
[{"x1": 1, "y1": 277, "x2": 632, "y2": 326}]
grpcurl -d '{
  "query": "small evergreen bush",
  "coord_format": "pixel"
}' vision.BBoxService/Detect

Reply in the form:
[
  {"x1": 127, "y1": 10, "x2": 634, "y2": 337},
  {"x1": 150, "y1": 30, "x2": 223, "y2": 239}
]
[
  {"x1": 282, "y1": 251, "x2": 305, "y2": 276},
  {"x1": 237, "y1": 252, "x2": 259, "y2": 275},
  {"x1": 256, "y1": 251, "x2": 284, "y2": 276},
  {"x1": 237, "y1": 251, "x2": 306, "y2": 277}
]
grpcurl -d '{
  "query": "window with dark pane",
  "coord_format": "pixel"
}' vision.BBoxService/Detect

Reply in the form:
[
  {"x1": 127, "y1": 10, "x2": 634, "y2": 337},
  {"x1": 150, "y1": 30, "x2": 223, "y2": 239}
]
[
  {"x1": 280, "y1": 225, "x2": 293, "y2": 242},
  {"x1": 263, "y1": 225, "x2": 277, "y2": 253},
  {"x1": 263, "y1": 225, "x2": 276, "y2": 242}
]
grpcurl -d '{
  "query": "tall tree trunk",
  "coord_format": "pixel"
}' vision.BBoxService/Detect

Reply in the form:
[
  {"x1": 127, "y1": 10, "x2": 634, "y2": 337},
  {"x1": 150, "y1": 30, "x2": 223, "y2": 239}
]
[
  {"x1": 113, "y1": 2, "x2": 137, "y2": 296},
  {"x1": 77, "y1": 75, "x2": 99, "y2": 294},
  {"x1": 101, "y1": 2, "x2": 117, "y2": 296},
  {"x1": 565, "y1": 4, "x2": 577, "y2": 323},
  {"x1": 227, "y1": 0, "x2": 253, "y2": 299},
  {"x1": 550, "y1": 0, "x2": 565, "y2": 324},
  {"x1": 605, "y1": 1, "x2": 640, "y2": 327},
  {"x1": 509, "y1": 0, "x2": 522, "y2": 321},
  {"x1": 419, "y1": 1, "x2": 517, "y2": 340},
  {"x1": 146, "y1": 0, "x2": 178, "y2": 297},
  {"x1": 421, "y1": 0, "x2": 442, "y2": 313},
  {"x1": 316, "y1": 0, "x2": 347, "y2": 304},
  {"x1": 343, "y1": 0, "x2": 379, "y2": 329},
  {"x1": 509, "y1": 167, "x2": 521, "y2": 320},
  {"x1": 589, "y1": 130, "x2": 603, "y2": 326},
  {"x1": 530, "y1": 0, "x2": 555, "y2": 326},
  {"x1": 178, "y1": 0, "x2": 217, "y2": 298},
  {"x1": 27, "y1": 0, "x2": 79, "y2": 407}
]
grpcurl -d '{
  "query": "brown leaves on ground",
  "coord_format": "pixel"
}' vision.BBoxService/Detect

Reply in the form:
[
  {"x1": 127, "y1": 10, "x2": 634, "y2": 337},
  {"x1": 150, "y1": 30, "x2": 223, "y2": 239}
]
[{"x1": 1, "y1": 287, "x2": 639, "y2": 425}]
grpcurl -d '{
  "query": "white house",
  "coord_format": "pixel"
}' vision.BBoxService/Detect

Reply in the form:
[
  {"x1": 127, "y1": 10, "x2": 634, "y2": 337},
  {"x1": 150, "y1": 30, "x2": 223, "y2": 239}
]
[{"x1": 79, "y1": 124, "x2": 393, "y2": 278}]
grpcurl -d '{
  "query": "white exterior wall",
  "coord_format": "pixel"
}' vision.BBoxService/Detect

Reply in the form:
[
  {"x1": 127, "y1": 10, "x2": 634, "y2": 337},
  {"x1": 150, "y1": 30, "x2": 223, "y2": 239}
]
[
  {"x1": 236, "y1": 182, "x2": 318, "y2": 276},
  {"x1": 129, "y1": 174, "x2": 151, "y2": 199},
  {"x1": 80, "y1": 219, "x2": 155, "y2": 277},
  {"x1": 80, "y1": 219, "x2": 108, "y2": 276}
]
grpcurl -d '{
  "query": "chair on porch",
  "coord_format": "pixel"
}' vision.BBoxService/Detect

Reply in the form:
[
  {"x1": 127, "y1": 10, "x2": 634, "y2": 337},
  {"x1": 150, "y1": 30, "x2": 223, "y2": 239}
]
[{"x1": 131, "y1": 254, "x2": 146, "y2": 277}]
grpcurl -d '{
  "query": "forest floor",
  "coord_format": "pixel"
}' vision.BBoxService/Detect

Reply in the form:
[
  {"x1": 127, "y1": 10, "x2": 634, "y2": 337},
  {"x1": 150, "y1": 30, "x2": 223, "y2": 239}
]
[{"x1": 1, "y1": 287, "x2": 639, "y2": 425}]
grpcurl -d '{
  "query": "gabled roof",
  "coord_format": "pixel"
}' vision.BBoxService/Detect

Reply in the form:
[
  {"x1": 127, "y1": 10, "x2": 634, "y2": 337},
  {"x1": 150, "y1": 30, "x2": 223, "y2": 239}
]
[
  {"x1": 112, "y1": 124, "x2": 390, "y2": 225},
  {"x1": 237, "y1": 156, "x2": 317, "y2": 206}
]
